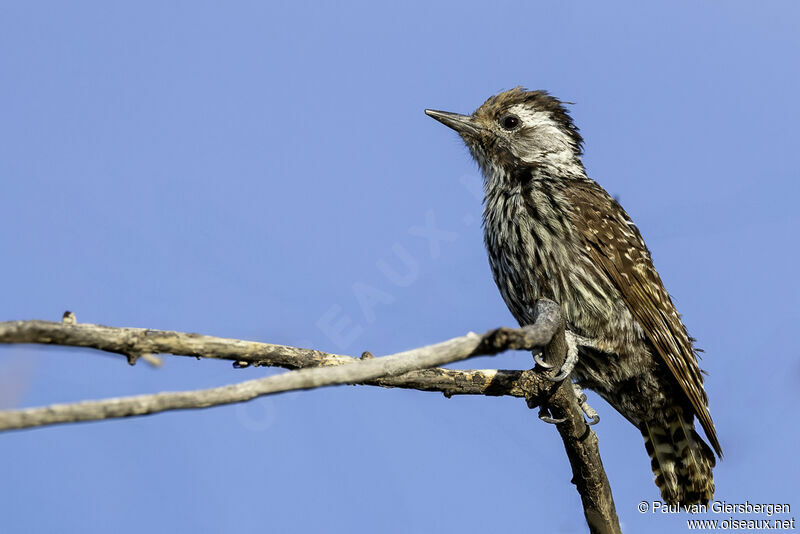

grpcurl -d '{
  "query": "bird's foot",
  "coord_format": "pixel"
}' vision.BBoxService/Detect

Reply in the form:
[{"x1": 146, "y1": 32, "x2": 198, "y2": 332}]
[
  {"x1": 572, "y1": 383, "x2": 600, "y2": 426},
  {"x1": 543, "y1": 330, "x2": 583, "y2": 382},
  {"x1": 542, "y1": 330, "x2": 602, "y2": 382},
  {"x1": 534, "y1": 330, "x2": 600, "y2": 425}
]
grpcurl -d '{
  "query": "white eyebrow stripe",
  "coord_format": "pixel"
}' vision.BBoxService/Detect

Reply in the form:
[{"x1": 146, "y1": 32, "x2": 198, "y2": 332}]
[{"x1": 504, "y1": 104, "x2": 580, "y2": 171}]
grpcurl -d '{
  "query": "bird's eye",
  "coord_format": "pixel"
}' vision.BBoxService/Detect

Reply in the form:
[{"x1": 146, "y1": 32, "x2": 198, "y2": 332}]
[{"x1": 501, "y1": 115, "x2": 520, "y2": 130}]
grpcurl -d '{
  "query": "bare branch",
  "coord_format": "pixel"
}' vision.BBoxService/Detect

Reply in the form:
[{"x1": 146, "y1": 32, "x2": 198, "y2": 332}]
[
  {"x1": 0, "y1": 300, "x2": 620, "y2": 534},
  {"x1": 0, "y1": 319, "x2": 356, "y2": 368},
  {"x1": 516, "y1": 310, "x2": 621, "y2": 534},
  {"x1": 0, "y1": 302, "x2": 560, "y2": 432},
  {"x1": 0, "y1": 316, "x2": 536, "y2": 398},
  {"x1": 369, "y1": 368, "x2": 525, "y2": 397}
]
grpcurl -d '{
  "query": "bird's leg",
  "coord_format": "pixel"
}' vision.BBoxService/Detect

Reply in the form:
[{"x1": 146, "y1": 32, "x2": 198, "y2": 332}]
[
  {"x1": 544, "y1": 330, "x2": 607, "y2": 383},
  {"x1": 545, "y1": 330, "x2": 586, "y2": 382},
  {"x1": 572, "y1": 383, "x2": 600, "y2": 426}
]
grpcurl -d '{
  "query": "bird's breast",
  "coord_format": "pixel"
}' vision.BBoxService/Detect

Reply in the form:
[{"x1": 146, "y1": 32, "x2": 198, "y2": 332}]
[
  {"x1": 482, "y1": 186, "x2": 564, "y2": 325},
  {"x1": 482, "y1": 181, "x2": 623, "y2": 336}
]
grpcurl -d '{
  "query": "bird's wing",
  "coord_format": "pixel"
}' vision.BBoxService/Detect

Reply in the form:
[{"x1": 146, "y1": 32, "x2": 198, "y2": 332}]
[{"x1": 565, "y1": 180, "x2": 721, "y2": 456}]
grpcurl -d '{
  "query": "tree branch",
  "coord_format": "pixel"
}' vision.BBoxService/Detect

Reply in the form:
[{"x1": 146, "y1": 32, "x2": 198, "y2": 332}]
[
  {"x1": 0, "y1": 300, "x2": 620, "y2": 534},
  {"x1": 517, "y1": 308, "x2": 622, "y2": 534},
  {"x1": 0, "y1": 304, "x2": 559, "y2": 432},
  {"x1": 0, "y1": 317, "x2": 357, "y2": 368},
  {"x1": 0, "y1": 316, "x2": 532, "y2": 398}
]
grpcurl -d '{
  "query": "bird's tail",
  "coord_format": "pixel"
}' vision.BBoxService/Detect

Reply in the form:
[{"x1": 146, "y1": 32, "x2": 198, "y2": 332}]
[{"x1": 641, "y1": 407, "x2": 716, "y2": 506}]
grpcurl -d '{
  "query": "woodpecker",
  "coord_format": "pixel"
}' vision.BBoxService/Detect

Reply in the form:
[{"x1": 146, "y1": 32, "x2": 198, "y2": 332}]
[{"x1": 425, "y1": 87, "x2": 720, "y2": 506}]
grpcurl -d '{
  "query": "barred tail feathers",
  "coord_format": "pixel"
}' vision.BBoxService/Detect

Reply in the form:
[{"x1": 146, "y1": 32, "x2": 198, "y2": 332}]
[{"x1": 642, "y1": 408, "x2": 715, "y2": 506}]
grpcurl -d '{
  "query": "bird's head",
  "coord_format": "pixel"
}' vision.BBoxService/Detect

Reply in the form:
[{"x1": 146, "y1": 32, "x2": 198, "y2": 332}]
[{"x1": 425, "y1": 87, "x2": 584, "y2": 179}]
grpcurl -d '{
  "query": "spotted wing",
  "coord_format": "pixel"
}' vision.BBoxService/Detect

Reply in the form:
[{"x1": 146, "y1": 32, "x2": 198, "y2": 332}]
[{"x1": 565, "y1": 180, "x2": 721, "y2": 456}]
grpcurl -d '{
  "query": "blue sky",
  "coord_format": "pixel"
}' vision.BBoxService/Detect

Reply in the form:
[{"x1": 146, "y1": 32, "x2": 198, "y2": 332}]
[{"x1": 1, "y1": 1, "x2": 798, "y2": 532}]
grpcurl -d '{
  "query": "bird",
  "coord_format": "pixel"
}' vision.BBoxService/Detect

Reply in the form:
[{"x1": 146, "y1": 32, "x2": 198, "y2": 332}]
[{"x1": 425, "y1": 87, "x2": 720, "y2": 506}]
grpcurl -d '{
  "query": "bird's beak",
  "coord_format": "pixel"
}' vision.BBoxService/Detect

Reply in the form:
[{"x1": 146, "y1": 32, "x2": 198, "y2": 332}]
[{"x1": 424, "y1": 109, "x2": 479, "y2": 136}]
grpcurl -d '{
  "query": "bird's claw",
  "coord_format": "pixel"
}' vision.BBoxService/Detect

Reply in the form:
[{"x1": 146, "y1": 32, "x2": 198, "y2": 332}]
[
  {"x1": 538, "y1": 407, "x2": 566, "y2": 425},
  {"x1": 572, "y1": 383, "x2": 600, "y2": 426},
  {"x1": 533, "y1": 349, "x2": 553, "y2": 369},
  {"x1": 547, "y1": 366, "x2": 572, "y2": 382}
]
